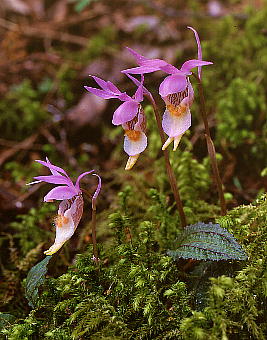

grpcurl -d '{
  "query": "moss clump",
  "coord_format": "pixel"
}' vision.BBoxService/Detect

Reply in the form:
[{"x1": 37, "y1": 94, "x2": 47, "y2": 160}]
[
  {"x1": 180, "y1": 195, "x2": 267, "y2": 339},
  {"x1": 2, "y1": 194, "x2": 267, "y2": 339},
  {"x1": 201, "y1": 7, "x2": 267, "y2": 163}
]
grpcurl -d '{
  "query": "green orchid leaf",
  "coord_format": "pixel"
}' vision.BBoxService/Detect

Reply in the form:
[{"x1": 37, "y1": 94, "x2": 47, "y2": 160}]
[
  {"x1": 167, "y1": 222, "x2": 247, "y2": 261},
  {"x1": 25, "y1": 255, "x2": 52, "y2": 308}
]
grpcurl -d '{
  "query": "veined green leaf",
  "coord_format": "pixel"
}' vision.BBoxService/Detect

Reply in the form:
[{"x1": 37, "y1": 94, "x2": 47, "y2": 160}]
[
  {"x1": 167, "y1": 222, "x2": 247, "y2": 261},
  {"x1": 25, "y1": 255, "x2": 52, "y2": 308}
]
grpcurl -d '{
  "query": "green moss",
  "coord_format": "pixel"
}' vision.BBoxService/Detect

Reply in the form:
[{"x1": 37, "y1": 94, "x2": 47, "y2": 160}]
[
  {"x1": 3, "y1": 193, "x2": 266, "y2": 339},
  {"x1": 216, "y1": 77, "x2": 266, "y2": 148},
  {"x1": 72, "y1": 26, "x2": 118, "y2": 64},
  {"x1": 199, "y1": 7, "x2": 267, "y2": 162},
  {"x1": 4, "y1": 160, "x2": 43, "y2": 185},
  {"x1": 10, "y1": 204, "x2": 56, "y2": 256},
  {"x1": 0, "y1": 80, "x2": 49, "y2": 140},
  {"x1": 180, "y1": 195, "x2": 267, "y2": 339},
  {"x1": 56, "y1": 64, "x2": 77, "y2": 104}
]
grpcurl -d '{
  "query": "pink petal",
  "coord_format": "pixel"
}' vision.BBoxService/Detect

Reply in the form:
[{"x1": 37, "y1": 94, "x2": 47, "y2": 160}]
[
  {"x1": 126, "y1": 74, "x2": 151, "y2": 97},
  {"x1": 141, "y1": 58, "x2": 167, "y2": 68},
  {"x1": 107, "y1": 81, "x2": 121, "y2": 94},
  {"x1": 125, "y1": 47, "x2": 169, "y2": 71},
  {"x1": 121, "y1": 65, "x2": 162, "y2": 74},
  {"x1": 91, "y1": 76, "x2": 121, "y2": 95},
  {"x1": 124, "y1": 131, "x2": 147, "y2": 156},
  {"x1": 74, "y1": 170, "x2": 95, "y2": 190},
  {"x1": 134, "y1": 108, "x2": 145, "y2": 131},
  {"x1": 36, "y1": 160, "x2": 68, "y2": 177},
  {"x1": 162, "y1": 108, "x2": 191, "y2": 137},
  {"x1": 58, "y1": 195, "x2": 84, "y2": 229},
  {"x1": 34, "y1": 175, "x2": 73, "y2": 186},
  {"x1": 188, "y1": 80, "x2": 194, "y2": 104},
  {"x1": 126, "y1": 47, "x2": 148, "y2": 65},
  {"x1": 118, "y1": 92, "x2": 132, "y2": 101},
  {"x1": 91, "y1": 76, "x2": 110, "y2": 91},
  {"x1": 46, "y1": 157, "x2": 60, "y2": 176},
  {"x1": 112, "y1": 101, "x2": 139, "y2": 125},
  {"x1": 160, "y1": 64, "x2": 181, "y2": 75},
  {"x1": 92, "y1": 174, "x2": 102, "y2": 201},
  {"x1": 179, "y1": 96, "x2": 191, "y2": 109},
  {"x1": 180, "y1": 59, "x2": 213, "y2": 75},
  {"x1": 44, "y1": 186, "x2": 78, "y2": 201},
  {"x1": 159, "y1": 74, "x2": 187, "y2": 97},
  {"x1": 70, "y1": 195, "x2": 84, "y2": 229},
  {"x1": 134, "y1": 83, "x2": 144, "y2": 102},
  {"x1": 84, "y1": 86, "x2": 118, "y2": 99},
  {"x1": 44, "y1": 206, "x2": 76, "y2": 255},
  {"x1": 187, "y1": 26, "x2": 202, "y2": 78}
]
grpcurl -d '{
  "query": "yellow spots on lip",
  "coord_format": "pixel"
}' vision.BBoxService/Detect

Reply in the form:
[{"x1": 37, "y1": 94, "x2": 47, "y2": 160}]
[
  {"x1": 167, "y1": 104, "x2": 187, "y2": 117},
  {"x1": 54, "y1": 215, "x2": 70, "y2": 228},
  {"x1": 125, "y1": 130, "x2": 141, "y2": 141}
]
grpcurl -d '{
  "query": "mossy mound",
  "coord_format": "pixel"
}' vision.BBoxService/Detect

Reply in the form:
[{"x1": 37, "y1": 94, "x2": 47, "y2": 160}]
[{"x1": 2, "y1": 194, "x2": 266, "y2": 340}]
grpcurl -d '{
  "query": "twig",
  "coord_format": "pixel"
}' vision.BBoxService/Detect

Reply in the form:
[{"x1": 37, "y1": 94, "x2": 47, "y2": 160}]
[
  {"x1": 0, "y1": 18, "x2": 89, "y2": 46},
  {"x1": 0, "y1": 133, "x2": 38, "y2": 166}
]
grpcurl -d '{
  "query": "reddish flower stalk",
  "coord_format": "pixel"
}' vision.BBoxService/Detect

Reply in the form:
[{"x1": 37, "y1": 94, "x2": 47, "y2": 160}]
[
  {"x1": 91, "y1": 174, "x2": 101, "y2": 262},
  {"x1": 192, "y1": 72, "x2": 226, "y2": 215},
  {"x1": 146, "y1": 93, "x2": 187, "y2": 228}
]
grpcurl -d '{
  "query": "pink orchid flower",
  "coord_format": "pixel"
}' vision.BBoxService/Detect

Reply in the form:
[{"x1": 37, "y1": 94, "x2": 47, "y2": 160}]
[
  {"x1": 85, "y1": 76, "x2": 148, "y2": 170},
  {"x1": 28, "y1": 158, "x2": 101, "y2": 255},
  {"x1": 122, "y1": 27, "x2": 213, "y2": 151}
]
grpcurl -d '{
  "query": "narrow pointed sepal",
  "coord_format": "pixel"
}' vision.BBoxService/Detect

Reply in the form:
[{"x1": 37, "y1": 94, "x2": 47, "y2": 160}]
[{"x1": 125, "y1": 154, "x2": 140, "y2": 170}]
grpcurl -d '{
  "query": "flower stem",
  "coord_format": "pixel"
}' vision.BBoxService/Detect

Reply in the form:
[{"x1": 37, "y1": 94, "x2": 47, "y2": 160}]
[
  {"x1": 192, "y1": 73, "x2": 226, "y2": 215},
  {"x1": 81, "y1": 188, "x2": 100, "y2": 263},
  {"x1": 91, "y1": 201, "x2": 99, "y2": 263},
  {"x1": 146, "y1": 94, "x2": 187, "y2": 228}
]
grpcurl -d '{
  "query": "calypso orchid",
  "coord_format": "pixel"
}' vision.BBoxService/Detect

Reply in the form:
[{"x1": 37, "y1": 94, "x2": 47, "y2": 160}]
[
  {"x1": 28, "y1": 158, "x2": 101, "y2": 255},
  {"x1": 122, "y1": 27, "x2": 213, "y2": 151},
  {"x1": 85, "y1": 76, "x2": 148, "y2": 170}
]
